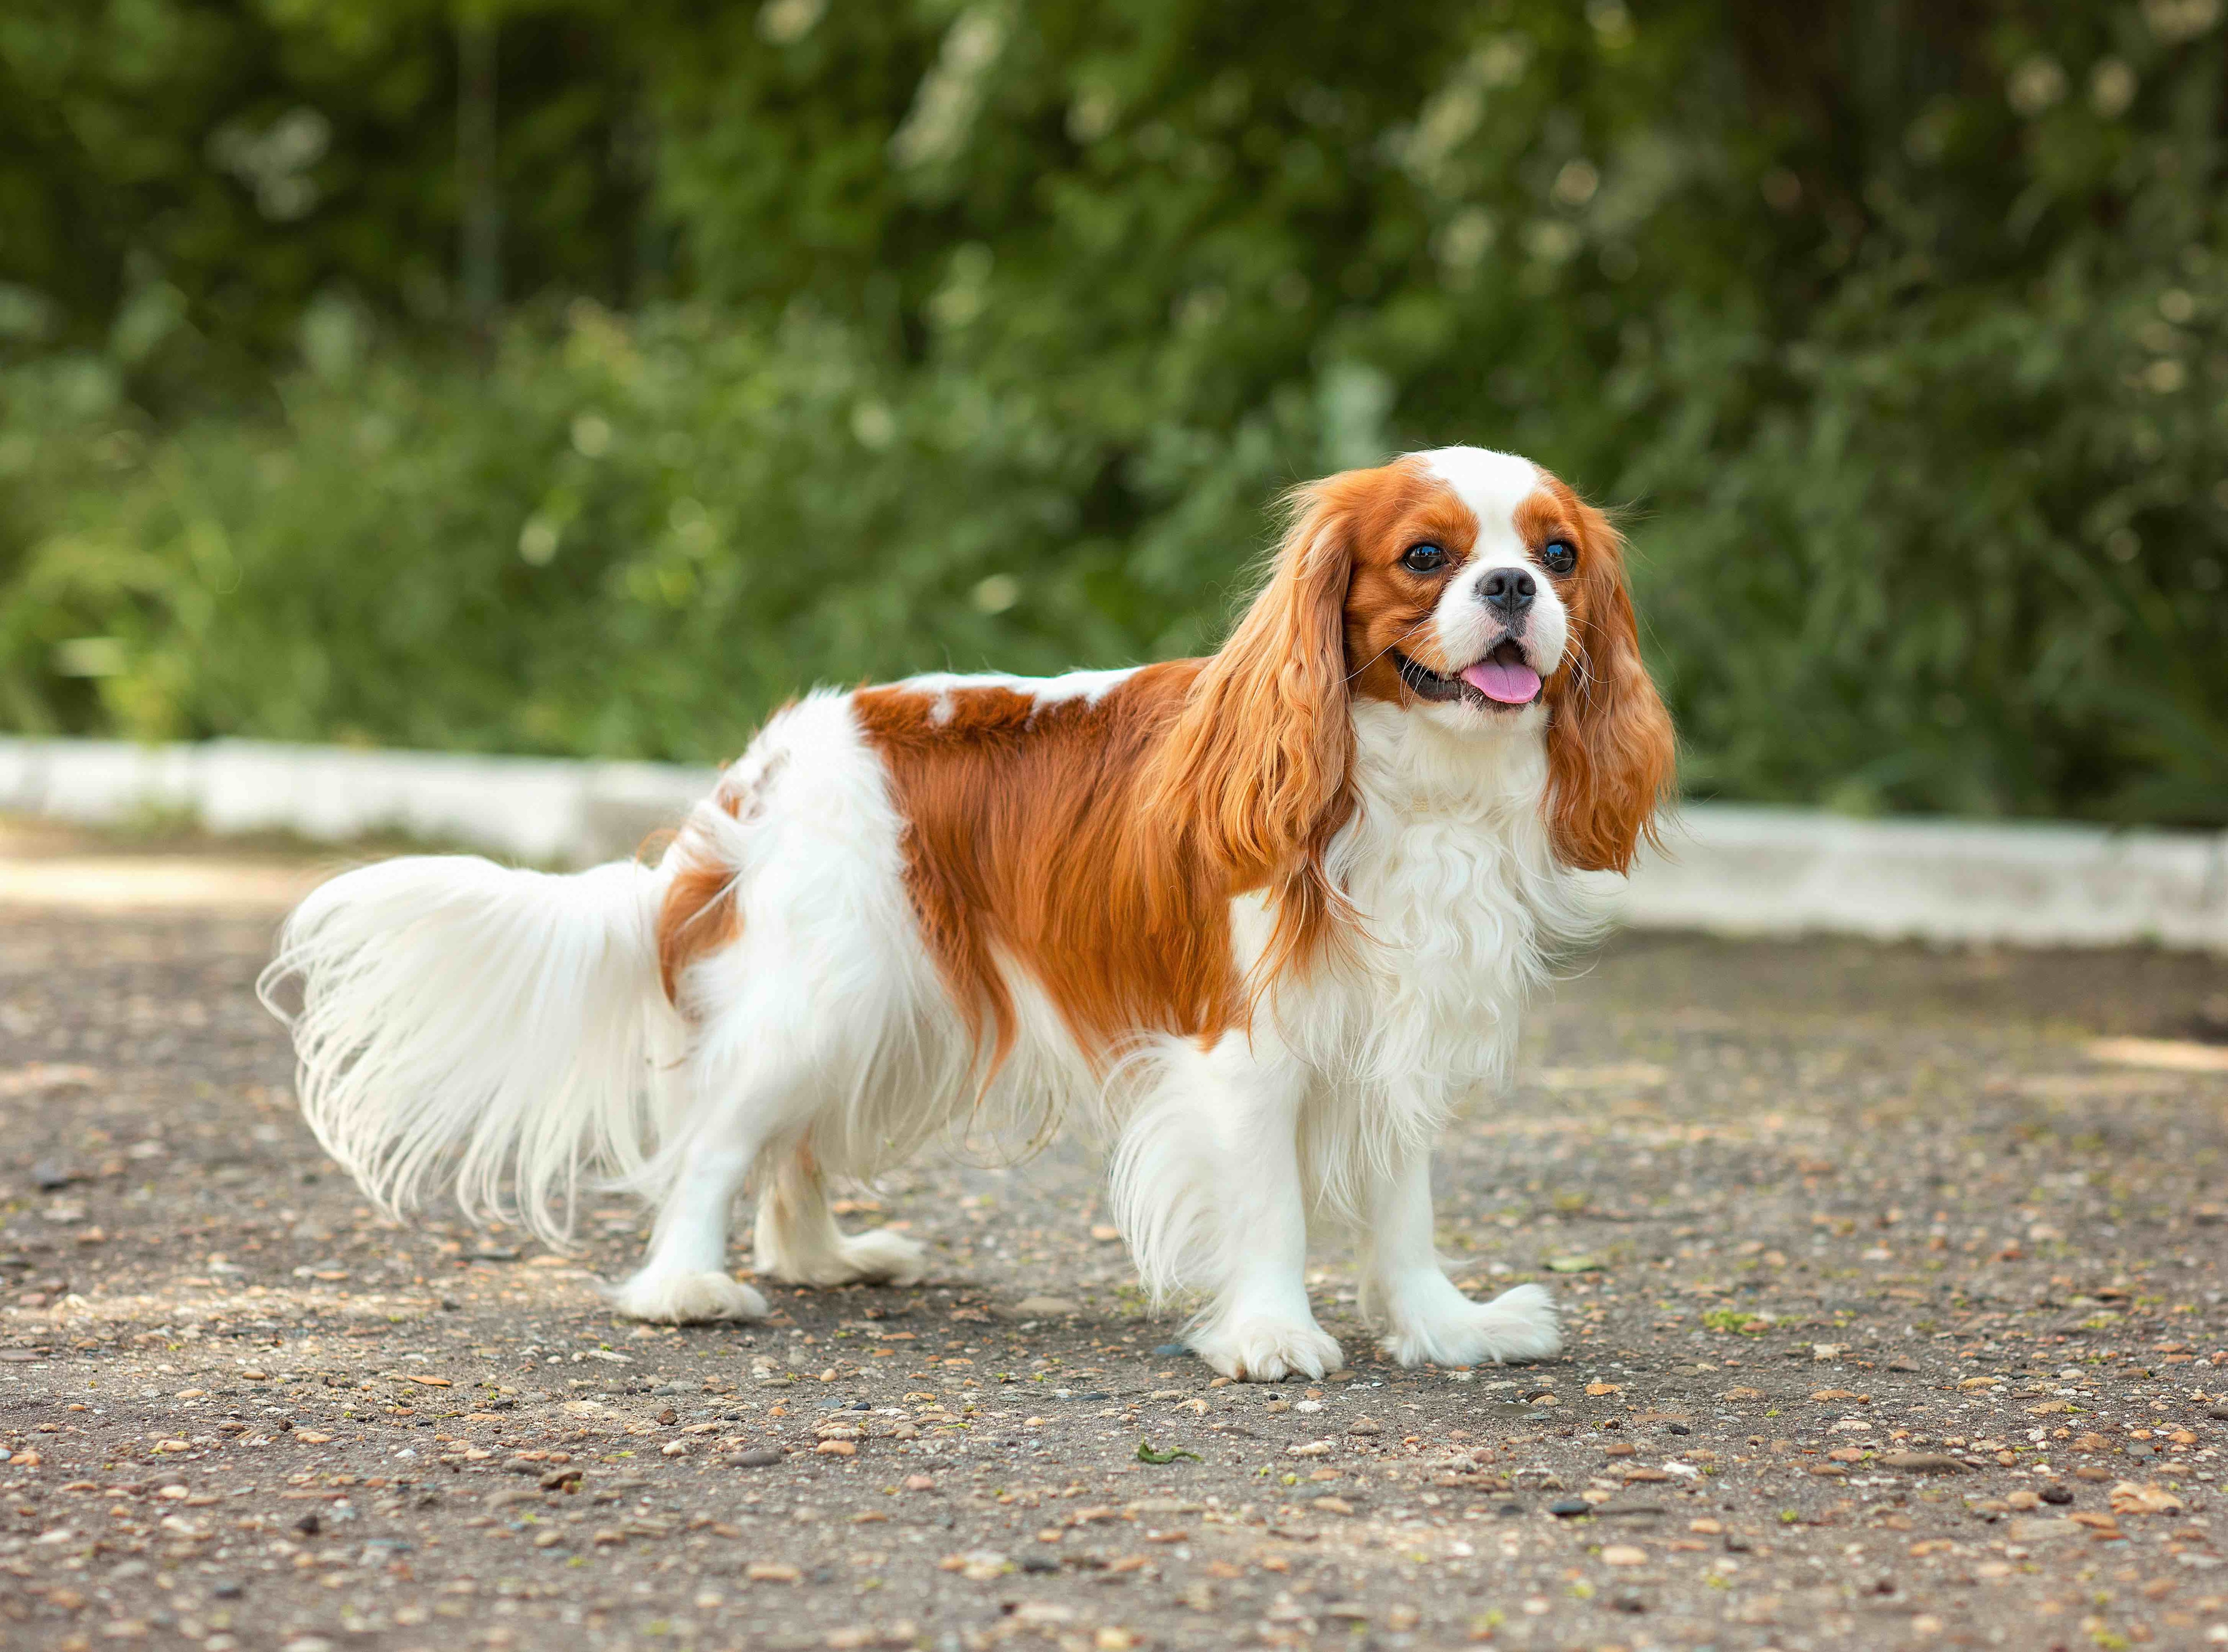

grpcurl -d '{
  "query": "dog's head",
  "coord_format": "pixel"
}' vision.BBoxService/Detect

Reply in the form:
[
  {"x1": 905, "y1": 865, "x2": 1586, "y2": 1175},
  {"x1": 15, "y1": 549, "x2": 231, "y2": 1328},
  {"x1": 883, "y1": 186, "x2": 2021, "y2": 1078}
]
[{"x1": 1153, "y1": 447, "x2": 1674, "y2": 921}]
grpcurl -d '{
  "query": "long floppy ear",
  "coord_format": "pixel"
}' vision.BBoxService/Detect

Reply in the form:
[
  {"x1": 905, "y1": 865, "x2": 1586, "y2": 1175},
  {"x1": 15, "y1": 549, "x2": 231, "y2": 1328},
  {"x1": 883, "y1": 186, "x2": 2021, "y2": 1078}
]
[
  {"x1": 1143, "y1": 478, "x2": 1358, "y2": 966},
  {"x1": 1545, "y1": 501, "x2": 1675, "y2": 871}
]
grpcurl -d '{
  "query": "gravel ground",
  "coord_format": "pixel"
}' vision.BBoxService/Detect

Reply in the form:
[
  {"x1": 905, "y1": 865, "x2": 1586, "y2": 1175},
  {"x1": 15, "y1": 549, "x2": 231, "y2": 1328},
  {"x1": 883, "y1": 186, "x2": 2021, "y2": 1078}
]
[{"x1": 4, "y1": 828, "x2": 2228, "y2": 1652}]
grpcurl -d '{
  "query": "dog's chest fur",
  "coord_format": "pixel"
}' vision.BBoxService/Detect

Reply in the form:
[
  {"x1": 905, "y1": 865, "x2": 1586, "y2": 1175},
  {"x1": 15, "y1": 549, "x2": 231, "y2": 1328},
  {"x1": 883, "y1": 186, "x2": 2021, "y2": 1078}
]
[{"x1": 1295, "y1": 707, "x2": 1596, "y2": 1122}]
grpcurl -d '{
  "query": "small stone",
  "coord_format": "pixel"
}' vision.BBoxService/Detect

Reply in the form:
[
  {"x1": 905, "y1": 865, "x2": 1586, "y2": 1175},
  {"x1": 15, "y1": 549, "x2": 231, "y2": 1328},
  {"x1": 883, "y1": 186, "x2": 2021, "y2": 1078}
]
[
  {"x1": 745, "y1": 1562, "x2": 801, "y2": 1584},
  {"x1": 2006, "y1": 1518, "x2": 2082, "y2": 1544},
  {"x1": 941, "y1": 1549, "x2": 1010, "y2": 1581},
  {"x1": 1548, "y1": 1498, "x2": 1591, "y2": 1517},
  {"x1": 1874, "y1": 1452, "x2": 1967, "y2": 1474},
  {"x1": 1601, "y1": 1544, "x2": 1646, "y2": 1566},
  {"x1": 1153, "y1": 1343, "x2": 1189, "y2": 1358},
  {"x1": 903, "y1": 1474, "x2": 936, "y2": 1491},
  {"x1": 722, "y1": 1447, "x2": 783, "y2": 1468},
  {"x1": 32, "y1": 1160, "x2": 74, "y2": 1191},
  {"x1": 2040, "y1": 1483, "x2": 2074, "y2": 1505},
  {"x1": 1012, "y1": 1296, "x2": 1079, "y2": 1317},
  {"x1": 1020, "y1": 1551, "x2": 1058, "y2": 1573},
  {"x1": 815, "y1": 1439, "x2": 855, "y2": 1456},
  {"x1": 2109, "y1": 1481, "x2": 2184, "y2": 1516}
]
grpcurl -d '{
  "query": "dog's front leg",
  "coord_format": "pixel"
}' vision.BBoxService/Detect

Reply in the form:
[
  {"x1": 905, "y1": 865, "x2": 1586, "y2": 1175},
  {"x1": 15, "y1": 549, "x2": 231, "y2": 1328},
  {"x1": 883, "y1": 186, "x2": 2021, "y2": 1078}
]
[{"x1": 1114, "y1": 1035, "x2": 1341, "y2": 1382}]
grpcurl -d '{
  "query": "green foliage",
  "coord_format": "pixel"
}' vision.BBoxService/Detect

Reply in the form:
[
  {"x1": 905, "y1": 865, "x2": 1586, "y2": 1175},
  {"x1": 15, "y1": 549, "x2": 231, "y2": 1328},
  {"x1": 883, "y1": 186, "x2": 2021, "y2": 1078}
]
[
  {"x1": 1699, "y1": 1309, "x2": 1767, "y2": 1334},
  {"x1": 1136, "y1": 1438, "x2": 1202, "y2": 1464},
  {"x1": 1, "y1": 0, "x2": 2224, "y2": 820}
]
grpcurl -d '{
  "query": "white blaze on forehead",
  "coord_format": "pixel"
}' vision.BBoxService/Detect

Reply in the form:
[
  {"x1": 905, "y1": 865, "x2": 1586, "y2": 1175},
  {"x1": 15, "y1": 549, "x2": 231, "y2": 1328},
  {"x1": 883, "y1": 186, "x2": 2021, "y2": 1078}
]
[
  {"x1": 1409, "y1": 446, "x2": 1543, "y2": 544},
  {"x1": 1406, "y1": 446, "x2": 1569, "y2": 682}
]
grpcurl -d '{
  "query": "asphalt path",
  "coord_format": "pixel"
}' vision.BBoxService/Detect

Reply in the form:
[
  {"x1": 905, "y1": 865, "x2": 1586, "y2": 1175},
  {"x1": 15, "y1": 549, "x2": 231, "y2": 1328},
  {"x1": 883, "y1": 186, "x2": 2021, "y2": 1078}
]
[{"x1": 4, "y1": 825, "x2": 2227, "y2": 1652}]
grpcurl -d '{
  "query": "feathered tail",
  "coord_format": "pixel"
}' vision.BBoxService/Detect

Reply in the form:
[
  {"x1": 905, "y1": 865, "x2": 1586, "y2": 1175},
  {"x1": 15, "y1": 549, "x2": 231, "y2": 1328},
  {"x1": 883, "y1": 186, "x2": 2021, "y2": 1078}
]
[{"x1": 257, "y1": 855, "x2": 683, "y2": 1247}]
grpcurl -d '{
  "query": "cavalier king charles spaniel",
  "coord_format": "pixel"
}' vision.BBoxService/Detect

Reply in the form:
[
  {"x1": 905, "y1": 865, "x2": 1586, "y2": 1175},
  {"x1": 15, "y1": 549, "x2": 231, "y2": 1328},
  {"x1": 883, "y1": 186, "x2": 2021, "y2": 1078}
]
[{"x1": 263, "y1": 446, "x2": 1674, "y2": 1381}]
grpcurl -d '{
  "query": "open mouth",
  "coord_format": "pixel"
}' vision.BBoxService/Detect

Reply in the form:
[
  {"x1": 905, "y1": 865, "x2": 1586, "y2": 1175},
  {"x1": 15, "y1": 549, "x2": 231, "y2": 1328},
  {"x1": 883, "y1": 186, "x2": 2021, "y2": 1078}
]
[{"x1": 1392, "y1": 640, "x2": 1543, "y2": 709}]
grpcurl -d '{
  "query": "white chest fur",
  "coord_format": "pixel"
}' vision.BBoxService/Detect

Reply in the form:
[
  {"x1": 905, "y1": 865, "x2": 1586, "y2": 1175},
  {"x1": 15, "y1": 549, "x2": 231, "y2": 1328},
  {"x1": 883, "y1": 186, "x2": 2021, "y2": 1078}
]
[{"x1": 1285, "y1": 705, "x2": 1603, "y2": 1129}]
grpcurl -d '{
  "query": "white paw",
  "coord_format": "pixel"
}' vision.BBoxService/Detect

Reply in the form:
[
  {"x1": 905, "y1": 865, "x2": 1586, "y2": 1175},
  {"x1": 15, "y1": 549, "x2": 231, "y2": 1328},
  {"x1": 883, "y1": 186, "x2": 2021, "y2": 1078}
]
[
  {"x1": 607, "y1": 1270, "x2": 769, "y2": 1325},
  {"x1": 1187, "y1": 1317, "x2": 1345, "y2": 1383},
  {"x1": 835, "y1": 1227, "x2": 929, "y2": 1286},
  {"x1": 1382, "y1": 1281, "x2": 1561, "y2": 1368},
  {"x1": 760, "y1": 1226, "x2": 930, "y2": 1288}
]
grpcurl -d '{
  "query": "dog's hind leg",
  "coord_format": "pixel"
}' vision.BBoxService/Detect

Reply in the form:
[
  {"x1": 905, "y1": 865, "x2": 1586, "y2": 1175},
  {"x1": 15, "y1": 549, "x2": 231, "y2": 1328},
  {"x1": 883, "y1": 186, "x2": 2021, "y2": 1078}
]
[
  {"x1": 608, "y1": 1036, "x2": 807, "y2": 1324},
  {"x1": 752, "y1": 1144, "x2": 928, "y2": 1288},
  {"x1": 608, "y1": 1137, "x2": 766, "y2": 1324}
]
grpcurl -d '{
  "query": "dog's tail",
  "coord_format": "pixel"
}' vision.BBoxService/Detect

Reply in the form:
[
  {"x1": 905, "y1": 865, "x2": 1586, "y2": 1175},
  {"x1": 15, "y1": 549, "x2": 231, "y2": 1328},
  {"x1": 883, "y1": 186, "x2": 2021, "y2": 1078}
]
[{"x1": 258, "y1": 854, "x2": 683, "y2": 1247}]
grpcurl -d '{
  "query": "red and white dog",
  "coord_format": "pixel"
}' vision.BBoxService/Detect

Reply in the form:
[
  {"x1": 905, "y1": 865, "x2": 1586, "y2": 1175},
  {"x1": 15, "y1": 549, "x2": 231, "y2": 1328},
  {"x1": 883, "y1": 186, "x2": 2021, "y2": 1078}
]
[{"x1": 263, "y1": 447, "x2": 1673, "y2": 1381}]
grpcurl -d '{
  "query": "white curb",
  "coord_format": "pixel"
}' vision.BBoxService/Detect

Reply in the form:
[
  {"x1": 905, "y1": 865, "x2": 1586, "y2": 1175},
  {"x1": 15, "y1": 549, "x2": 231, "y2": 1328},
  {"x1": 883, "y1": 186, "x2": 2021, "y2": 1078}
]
[
  {"x1": 1610, "y1": 804, "x2": 2228, "y2": 953},
  {"x1": 0, "y1": 736, "x2": 715, "y2": 871},
  {"x1": 3, "y1": 736, "x2": 2224, "y2": 953}
]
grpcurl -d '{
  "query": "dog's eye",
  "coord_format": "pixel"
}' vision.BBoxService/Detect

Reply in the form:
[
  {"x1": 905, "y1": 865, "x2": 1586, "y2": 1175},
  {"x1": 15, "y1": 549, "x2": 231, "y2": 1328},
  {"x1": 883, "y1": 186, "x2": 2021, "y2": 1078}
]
[
  {"x1": 1541, "y1": 539, "x2": 1577, "y2": 576},
  {"x1": 1401, "y1": 543, "x2": 1447, "y2": 573}
]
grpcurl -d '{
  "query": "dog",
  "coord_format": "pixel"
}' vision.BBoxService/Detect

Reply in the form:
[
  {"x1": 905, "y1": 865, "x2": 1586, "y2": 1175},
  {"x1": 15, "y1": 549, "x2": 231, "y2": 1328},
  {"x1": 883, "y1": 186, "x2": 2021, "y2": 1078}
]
[{"x1": 261, "y1": 446, "x2": 1674, "y2": 1381}]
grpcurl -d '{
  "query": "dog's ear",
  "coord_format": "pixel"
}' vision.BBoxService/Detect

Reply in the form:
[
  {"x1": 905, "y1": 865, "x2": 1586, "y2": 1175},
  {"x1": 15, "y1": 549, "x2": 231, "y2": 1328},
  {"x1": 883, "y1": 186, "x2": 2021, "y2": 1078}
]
[
  {"x1": 1144, "y1": 475, "x2": 1360, "y2": 969},
  {"x1": 1544, "y1": 499, "x2": 1675, "y2": 871}
]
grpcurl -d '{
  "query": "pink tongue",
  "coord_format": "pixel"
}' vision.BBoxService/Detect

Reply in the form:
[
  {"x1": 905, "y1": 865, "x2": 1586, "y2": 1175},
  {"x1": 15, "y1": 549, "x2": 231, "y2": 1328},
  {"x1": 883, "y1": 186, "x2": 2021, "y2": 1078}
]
[{"x1": 1460, "y1": 658, "x2": 1541, "y2": 704}]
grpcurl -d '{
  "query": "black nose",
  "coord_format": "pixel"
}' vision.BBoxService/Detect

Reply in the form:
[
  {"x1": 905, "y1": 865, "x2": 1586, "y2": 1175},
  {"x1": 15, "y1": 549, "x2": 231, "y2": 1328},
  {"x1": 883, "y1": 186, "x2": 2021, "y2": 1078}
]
[{"x1": 1479, "y1": 567, "x2": 1536, "y2": 615}]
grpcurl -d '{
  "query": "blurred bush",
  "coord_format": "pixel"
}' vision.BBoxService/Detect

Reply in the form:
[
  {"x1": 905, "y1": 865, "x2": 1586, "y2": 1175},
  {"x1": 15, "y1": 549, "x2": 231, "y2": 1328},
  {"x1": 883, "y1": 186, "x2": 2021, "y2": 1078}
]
[{"x1": 1, "y1": 0, "x2": 2223, "y2": 821}]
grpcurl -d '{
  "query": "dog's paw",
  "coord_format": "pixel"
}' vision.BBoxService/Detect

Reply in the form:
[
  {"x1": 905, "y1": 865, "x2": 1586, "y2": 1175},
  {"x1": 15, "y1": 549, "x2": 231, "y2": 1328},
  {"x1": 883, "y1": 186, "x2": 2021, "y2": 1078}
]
[
  {"x1": 759, "y1": 1226, "x2": 930, "y2": 1288},
  {"x1": 834, "y1": 1227, "x2": 929, "y2": 1286},
  {"x1": 607, "y1": 1269, "x2": 768, "y2": 1325},
  {"x1": 1187, "y1": 1317, "x2": 1344, "y2": 1383},
  {"x1": 1381, "y1": 1280, "x2": 1561, "y2": 1368}
]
